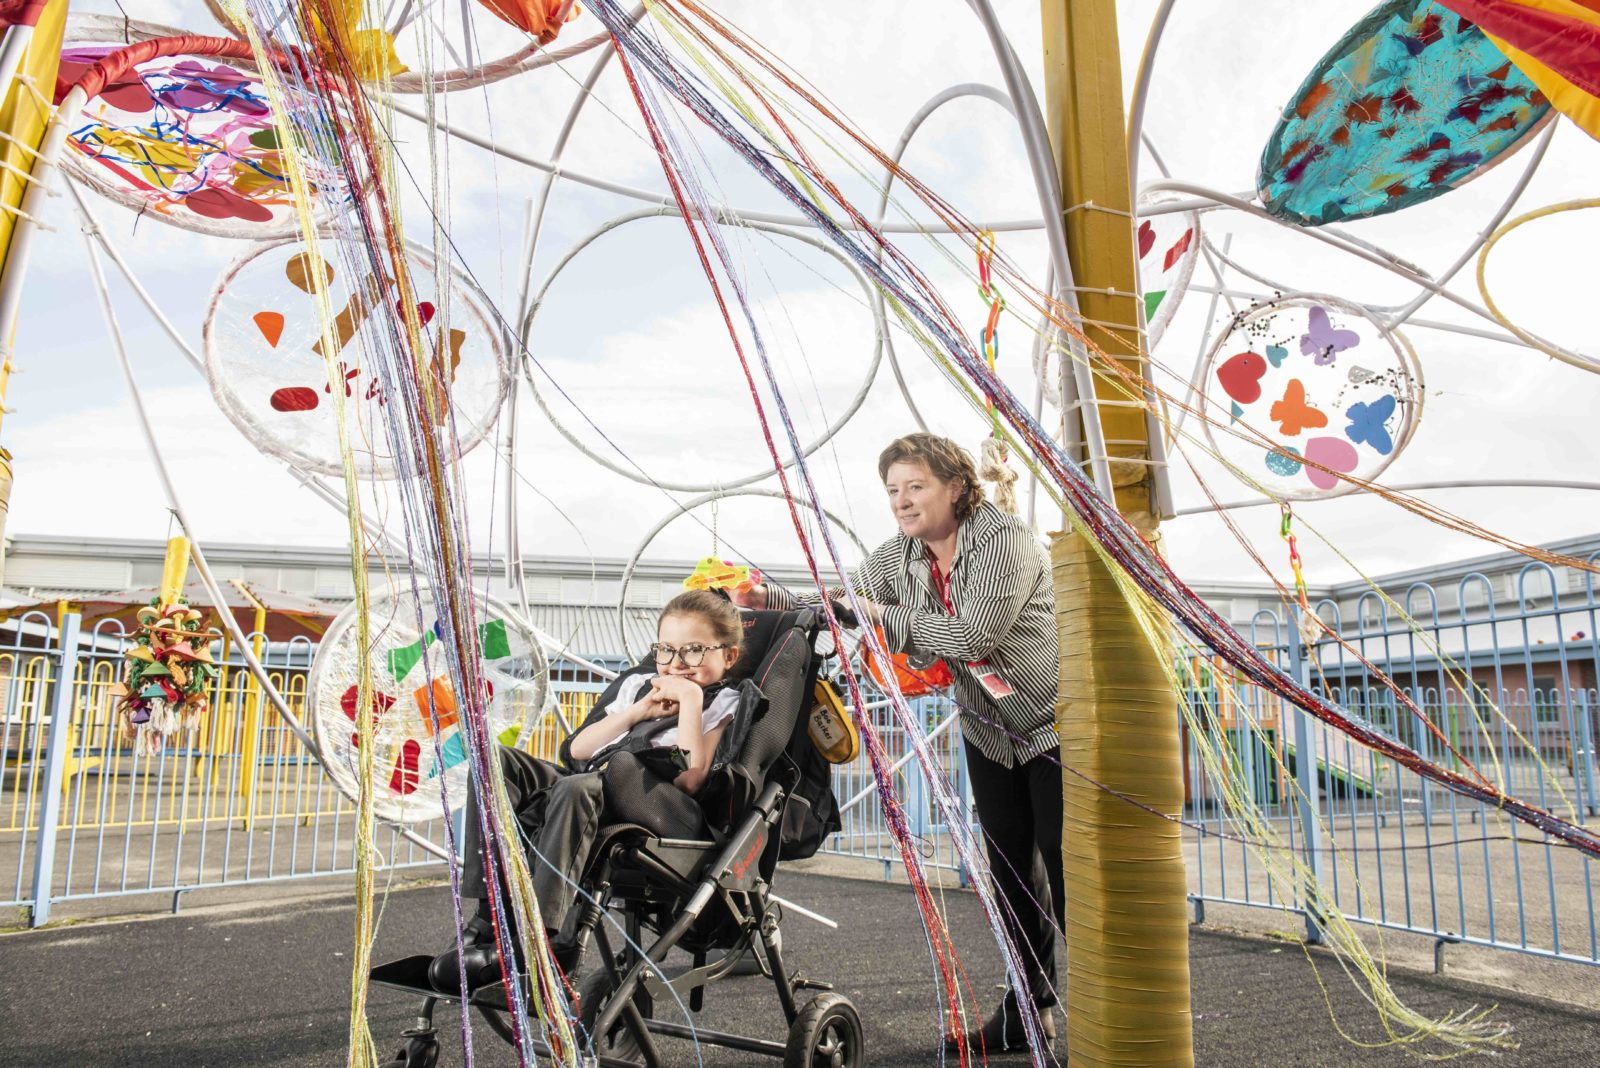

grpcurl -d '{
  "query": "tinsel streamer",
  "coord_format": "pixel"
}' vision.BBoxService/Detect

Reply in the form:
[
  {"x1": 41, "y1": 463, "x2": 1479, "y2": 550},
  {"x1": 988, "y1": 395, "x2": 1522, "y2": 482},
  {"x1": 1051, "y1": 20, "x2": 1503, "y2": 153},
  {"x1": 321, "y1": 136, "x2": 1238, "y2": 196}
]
[
  {"x1": 593, "y1": 0, "x2": 1589, "y2": 1053},
  {"x1": 218, "y1": 6, "x2": 386, "y2": 1062},
  {"x1": 225, "y1": 3, "x2": 575, "y2": 1064},
  {"x1": 608, "y1": 20, "x2": 1050, "y2": 1062},
  {"x1": 592, "y1": 0, "x2": 1600, "y2": 865}
]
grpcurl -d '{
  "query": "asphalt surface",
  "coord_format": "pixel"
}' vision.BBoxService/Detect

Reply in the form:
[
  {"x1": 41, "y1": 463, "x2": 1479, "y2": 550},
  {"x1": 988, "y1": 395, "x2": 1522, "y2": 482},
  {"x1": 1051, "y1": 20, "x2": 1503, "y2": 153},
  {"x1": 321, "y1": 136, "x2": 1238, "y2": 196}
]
[{"x1": 3, "y1": 873, "x2": 1597, "y2": 1067}]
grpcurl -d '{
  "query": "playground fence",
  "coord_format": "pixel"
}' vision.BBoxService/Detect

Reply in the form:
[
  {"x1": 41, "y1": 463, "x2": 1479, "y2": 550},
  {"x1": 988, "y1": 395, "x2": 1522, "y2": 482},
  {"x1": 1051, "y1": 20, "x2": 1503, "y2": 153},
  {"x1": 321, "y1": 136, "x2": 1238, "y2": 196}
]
[{"x1": 6, "y1": 562, "x2": 1597, "y2": 975}]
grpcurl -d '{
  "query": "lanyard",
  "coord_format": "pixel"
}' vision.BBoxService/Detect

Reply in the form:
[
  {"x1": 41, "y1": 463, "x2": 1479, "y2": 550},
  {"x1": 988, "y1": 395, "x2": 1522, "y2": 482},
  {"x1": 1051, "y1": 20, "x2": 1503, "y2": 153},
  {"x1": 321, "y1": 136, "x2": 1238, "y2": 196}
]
[{"x1": 927, "y1": 550, "x2": 957, "y2": 616}]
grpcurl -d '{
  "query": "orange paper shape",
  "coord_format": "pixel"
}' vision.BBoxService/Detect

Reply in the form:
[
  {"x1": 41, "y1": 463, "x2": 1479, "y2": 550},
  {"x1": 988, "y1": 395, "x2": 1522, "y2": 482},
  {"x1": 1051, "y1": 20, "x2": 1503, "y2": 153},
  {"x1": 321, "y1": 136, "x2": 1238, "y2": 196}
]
[
  {"x1": 253, "y1": 311, "x2": 284, "y2": 347},
  {"x1": 414, "y1": 677, "x2": 461, "y2": 736}
]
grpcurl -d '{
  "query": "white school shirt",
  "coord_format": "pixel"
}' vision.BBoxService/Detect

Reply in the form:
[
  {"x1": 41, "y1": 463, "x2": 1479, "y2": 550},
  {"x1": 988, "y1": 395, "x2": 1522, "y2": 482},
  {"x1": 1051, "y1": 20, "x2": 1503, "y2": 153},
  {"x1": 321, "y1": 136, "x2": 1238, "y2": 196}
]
[{"x1": 591, "y1": 672, "x2": 741, "y2": 758}]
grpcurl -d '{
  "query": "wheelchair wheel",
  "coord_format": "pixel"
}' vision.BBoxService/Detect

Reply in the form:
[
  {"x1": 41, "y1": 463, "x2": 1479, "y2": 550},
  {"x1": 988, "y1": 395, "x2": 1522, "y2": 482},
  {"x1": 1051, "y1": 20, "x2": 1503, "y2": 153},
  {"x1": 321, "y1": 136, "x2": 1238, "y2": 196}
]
[
  {"x1": 784, "y1": 993, "x2": 863, "y2": 1068},
  {"x1": 576, "y1": 968, "x2": 643, "y2": 1062}
]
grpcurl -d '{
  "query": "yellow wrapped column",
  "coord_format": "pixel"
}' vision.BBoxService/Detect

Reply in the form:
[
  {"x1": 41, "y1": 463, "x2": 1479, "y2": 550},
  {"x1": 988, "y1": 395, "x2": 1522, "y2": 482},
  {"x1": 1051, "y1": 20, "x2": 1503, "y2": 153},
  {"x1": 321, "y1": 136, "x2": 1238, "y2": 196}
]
[{"x1": 1053, "y1": 531, "x2": 1192, "y2": 1066}]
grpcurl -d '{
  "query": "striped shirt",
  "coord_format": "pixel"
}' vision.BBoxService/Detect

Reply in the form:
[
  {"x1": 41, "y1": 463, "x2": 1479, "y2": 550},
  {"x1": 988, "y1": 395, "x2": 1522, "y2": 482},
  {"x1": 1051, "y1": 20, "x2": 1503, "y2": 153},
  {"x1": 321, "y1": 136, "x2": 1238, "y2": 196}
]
[{"x1": 769, "y1": 501, "x2": 1060, "y2": 767}]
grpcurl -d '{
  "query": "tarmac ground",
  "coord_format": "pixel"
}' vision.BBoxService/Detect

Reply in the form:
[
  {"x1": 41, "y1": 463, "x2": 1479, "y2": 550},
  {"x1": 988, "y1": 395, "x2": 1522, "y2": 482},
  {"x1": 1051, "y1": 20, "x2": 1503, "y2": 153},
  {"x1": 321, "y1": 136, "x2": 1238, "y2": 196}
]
[{"x1": 3, "y1": 872, "x2": 1598, "y2": 1067}]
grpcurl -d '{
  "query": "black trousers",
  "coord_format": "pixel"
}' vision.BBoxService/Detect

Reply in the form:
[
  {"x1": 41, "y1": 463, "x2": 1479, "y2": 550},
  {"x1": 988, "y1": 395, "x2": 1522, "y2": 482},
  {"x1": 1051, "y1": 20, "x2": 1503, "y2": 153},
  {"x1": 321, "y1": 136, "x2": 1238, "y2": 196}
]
[
  {"x1": 460, "y1": 747, "x2": 704, "y2": 939},
  {"x1": 964, "y1": 741, "x2": 1065, "y2": 1008}
]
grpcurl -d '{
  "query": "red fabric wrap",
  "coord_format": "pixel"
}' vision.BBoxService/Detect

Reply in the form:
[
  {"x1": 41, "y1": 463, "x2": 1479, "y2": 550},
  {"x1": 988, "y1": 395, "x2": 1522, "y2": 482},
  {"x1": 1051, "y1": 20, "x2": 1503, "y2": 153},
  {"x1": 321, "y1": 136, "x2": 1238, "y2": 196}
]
[
  {"x1": 68, "y1": 36, "x2": 261, "y2": 104},
  {"x1": 0, "y1": 0, "x2": 50, "y2": 30},
  {"x1": 1436, "y1": 0, "x2": 1600, "y2": 98}
]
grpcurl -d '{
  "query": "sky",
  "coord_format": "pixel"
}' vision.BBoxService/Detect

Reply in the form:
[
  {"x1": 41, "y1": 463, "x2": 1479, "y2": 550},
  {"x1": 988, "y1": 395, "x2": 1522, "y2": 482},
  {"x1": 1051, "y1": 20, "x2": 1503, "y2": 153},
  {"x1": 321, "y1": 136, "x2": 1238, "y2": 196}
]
[{"x1": 8, "y1": 0, "x2": 1600, "y2": 591}]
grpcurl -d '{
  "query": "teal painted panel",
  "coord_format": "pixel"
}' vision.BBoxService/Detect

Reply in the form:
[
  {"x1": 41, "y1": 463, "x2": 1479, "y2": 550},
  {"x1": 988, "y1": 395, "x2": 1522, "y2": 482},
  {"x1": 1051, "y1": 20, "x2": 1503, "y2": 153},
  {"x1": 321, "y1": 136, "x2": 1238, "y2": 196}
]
[{"x1": 1259, "y1": 0, "x2": 1551, "y2": 226}]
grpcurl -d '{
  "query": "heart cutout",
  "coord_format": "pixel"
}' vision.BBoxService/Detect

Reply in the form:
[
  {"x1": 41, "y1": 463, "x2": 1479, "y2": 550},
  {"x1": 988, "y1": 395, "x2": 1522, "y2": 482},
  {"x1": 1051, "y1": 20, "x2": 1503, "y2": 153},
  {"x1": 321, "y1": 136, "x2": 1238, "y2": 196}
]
[
  {"x1": 284, "y1": 251, "x2": 335, "y2": 293},
  {"x1": 1137, "y1": 221, "x2": 1155, "y2": 259},
  {"x1": 1265, "y1": 446, "x2": 1303, "y2": 477},
  {"x1": 1216, "y1": 351, "x2": 1267, "y2": 404},
  {"x1": 397, "y1": 300, "x2": 436, "y2": 328},
  {"x1": 1303, "y1": 436, "x2": 1359, "y2": 491}
]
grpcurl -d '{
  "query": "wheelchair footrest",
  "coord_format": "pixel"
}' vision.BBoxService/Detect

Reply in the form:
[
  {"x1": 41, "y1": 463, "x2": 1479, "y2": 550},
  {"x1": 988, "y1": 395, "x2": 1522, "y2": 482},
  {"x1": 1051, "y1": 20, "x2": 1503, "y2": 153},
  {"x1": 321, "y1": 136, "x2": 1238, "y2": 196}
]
[
  {"x1": 468, "y1": 981, "x2": 515, "y2": 1014},
  {"x1": 370, "y1": 955, "x2": 445, "y2": 997}
]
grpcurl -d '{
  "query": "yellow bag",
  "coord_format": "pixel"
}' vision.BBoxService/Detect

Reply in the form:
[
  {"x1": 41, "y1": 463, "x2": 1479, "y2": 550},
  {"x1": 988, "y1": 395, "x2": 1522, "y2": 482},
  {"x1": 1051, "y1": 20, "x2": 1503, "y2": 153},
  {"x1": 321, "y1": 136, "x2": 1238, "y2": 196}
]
[{"x1": 807, "y1": 679, "x2": 859, "y2": 764}]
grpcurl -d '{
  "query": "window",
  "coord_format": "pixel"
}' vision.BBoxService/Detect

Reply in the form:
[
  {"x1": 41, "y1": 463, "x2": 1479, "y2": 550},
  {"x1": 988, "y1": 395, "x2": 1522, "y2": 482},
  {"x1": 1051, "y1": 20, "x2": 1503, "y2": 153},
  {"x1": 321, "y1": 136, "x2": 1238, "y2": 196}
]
[
  {"x1": 130, "y1": 561, "x2": 164, "y2": 587},
  {"x1": 1531, "y1": 674, "x2": 1563, "y2": 725},
  {"x1": 315, "y1": 568, "x2": 354, "y2": 598},
  {"x1": 242, "y1": 566, "x2": 280, "y2": 589},
  {"x1": 279, "y1": 568, "x2": 315, "y2": 594}
]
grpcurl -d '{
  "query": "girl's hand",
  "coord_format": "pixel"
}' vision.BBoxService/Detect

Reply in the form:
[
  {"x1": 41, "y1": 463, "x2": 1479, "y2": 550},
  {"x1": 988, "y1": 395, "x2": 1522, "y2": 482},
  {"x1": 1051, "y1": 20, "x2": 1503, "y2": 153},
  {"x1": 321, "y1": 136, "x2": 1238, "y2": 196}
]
[
  {"x1": 652, "y1": 675, "x2": 702, "y2": 707},
  {"x1": 674, "y1": 766, "x2": 708, "y2": 795},
  {"x1": 629, "y1": 684, "x2": 676, "y2": 724},
  {"x1": 729, "y1": 583, "x2": 767, "y2": 610}
]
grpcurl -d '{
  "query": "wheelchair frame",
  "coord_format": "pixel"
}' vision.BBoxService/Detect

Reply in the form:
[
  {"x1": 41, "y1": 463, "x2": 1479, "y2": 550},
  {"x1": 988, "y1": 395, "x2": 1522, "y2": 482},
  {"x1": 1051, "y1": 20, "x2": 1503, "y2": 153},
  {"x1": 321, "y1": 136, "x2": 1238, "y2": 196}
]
[{"x1": 370, "y1": 770, "x2": 863, "y2": 1068}]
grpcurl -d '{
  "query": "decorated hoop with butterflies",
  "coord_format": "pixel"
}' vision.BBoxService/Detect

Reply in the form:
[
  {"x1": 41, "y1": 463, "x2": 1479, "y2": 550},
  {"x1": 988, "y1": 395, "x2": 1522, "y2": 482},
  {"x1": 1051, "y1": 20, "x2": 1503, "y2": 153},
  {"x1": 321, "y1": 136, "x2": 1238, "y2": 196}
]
[
  {"x1": 308, "y1": 586, "x2": 548, "y2": 825},
  {"x1": 1198, "y1": 295, "x2": 1424, "y2": 500}
]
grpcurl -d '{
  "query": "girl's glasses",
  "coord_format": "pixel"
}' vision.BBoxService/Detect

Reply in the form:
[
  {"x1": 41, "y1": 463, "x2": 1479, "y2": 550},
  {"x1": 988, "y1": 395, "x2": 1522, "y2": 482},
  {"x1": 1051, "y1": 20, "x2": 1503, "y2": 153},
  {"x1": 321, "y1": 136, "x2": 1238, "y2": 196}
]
[{"x1": 649, "y1": 642, "x2": 730, "y2": 667}]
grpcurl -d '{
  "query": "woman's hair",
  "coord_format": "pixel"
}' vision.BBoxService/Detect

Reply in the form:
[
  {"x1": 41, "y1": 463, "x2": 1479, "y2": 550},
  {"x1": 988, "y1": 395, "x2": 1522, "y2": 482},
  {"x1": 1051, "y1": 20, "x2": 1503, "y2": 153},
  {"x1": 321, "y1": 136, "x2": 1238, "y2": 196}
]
[
  {"x1": 660, "y1": 589, "x2": 744, "y2": 652},
  {"x1": 876, "y1": 432, "x2": 985, "y2": 521}
]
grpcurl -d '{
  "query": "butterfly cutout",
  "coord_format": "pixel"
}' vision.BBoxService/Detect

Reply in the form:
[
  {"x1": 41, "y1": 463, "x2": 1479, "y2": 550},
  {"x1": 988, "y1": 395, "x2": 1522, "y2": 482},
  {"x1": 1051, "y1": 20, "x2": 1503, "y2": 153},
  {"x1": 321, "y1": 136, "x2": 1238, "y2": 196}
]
[
  {"x1": 1266, "y1": 344, "x2": 1287, "y2": 368},
  {"x1": 1345, "y1": 394, "x2": 1397, "y2": 455},
  {"x1": 1269, "y1": 379, "x2": 1328, "y2": 436},
  {"x1": 1299, "y1": 306, "x2": 1360, "y2": 365}
]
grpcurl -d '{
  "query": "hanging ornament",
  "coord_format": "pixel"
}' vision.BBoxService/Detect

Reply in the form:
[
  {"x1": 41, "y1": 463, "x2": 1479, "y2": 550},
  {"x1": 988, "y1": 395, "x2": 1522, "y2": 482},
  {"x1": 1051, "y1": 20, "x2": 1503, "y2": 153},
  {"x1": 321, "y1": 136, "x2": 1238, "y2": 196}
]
[
  {"x1": 109, "y1": 598, "x2": 219, "y2": 757},
  {"x1": 682, "y1": 556, "x2": 761, "y2": 594},
  {"x1": 974, "y1": 231, "x2": 1019, "y2": 513}
]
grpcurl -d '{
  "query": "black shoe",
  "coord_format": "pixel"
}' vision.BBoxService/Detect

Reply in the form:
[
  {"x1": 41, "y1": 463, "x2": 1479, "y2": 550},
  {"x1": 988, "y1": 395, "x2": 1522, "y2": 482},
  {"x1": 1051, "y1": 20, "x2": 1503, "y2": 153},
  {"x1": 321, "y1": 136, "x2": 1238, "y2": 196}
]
[
  {"x1": 944, "y1": 990, "x2": 1057, "y2": 1055},
  {"x1": 428, "y1": 916, "x2": 506, "y2": 994},
  {"x1": 550, "y1": 936, "x2": 583, "y2": 976}
]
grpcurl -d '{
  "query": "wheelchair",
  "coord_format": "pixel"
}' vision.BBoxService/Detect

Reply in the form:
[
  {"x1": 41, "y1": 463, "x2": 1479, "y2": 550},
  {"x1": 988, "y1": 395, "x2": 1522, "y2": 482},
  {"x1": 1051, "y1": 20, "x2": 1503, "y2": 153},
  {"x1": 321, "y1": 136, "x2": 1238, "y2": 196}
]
[{"x1": 369, "y1": 607, "x2": 864, "y2": 1068}]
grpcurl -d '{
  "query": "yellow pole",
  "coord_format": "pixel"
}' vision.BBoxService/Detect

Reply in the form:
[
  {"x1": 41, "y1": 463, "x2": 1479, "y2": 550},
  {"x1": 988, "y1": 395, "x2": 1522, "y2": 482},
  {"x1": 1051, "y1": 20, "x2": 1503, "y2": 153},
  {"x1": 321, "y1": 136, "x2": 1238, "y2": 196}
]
[
  {"x1": 231, "y1": 580, "x2": 268, "y2": 828},
  {"x1": 0, "y1": 0, "x2": 68, "y2": 588},
  {"x1": 1039, "y1": 3, "x2": 1194, "y2": 1064}
]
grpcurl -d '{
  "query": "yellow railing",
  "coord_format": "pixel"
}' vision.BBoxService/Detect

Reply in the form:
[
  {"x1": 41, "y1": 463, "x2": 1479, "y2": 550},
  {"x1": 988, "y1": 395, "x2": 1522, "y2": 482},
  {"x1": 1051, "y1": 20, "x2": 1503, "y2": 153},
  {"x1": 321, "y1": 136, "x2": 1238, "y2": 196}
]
[{"x1": 2, "y1": 650, "x2": 596, "y2": 835}]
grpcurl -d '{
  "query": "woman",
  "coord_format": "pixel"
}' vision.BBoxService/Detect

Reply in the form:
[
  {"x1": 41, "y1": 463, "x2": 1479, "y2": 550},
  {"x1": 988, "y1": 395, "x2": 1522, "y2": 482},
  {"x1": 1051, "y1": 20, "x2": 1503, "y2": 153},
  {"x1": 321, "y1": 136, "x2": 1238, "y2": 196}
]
[{"x1": 741, "y1": 432, "x2": 1063, "y2": 1051}]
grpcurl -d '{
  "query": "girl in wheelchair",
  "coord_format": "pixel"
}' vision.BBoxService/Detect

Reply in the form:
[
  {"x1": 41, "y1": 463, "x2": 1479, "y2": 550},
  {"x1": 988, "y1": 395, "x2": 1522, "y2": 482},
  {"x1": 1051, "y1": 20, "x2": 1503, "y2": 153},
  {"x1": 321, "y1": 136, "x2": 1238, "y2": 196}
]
[{"x1": 430, "y1": 590, "x2": 750, "y2": 993}]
